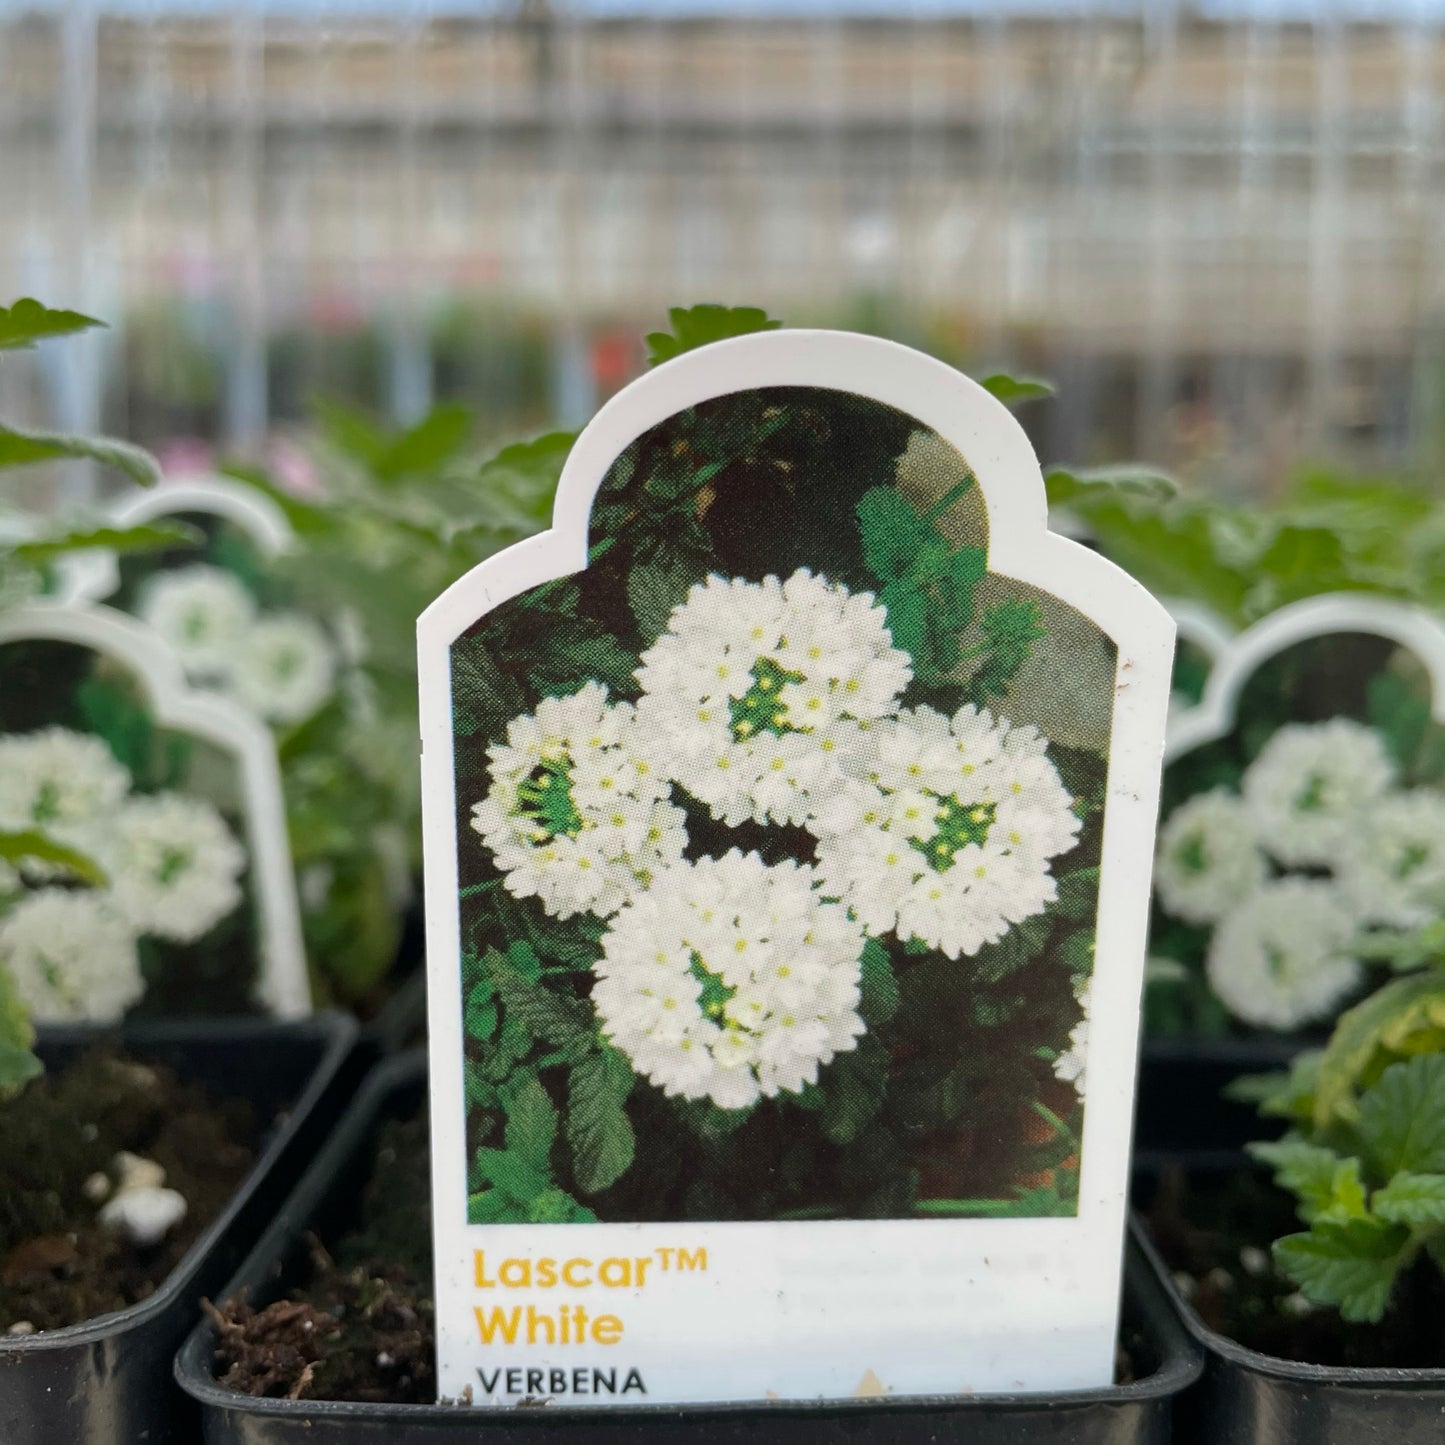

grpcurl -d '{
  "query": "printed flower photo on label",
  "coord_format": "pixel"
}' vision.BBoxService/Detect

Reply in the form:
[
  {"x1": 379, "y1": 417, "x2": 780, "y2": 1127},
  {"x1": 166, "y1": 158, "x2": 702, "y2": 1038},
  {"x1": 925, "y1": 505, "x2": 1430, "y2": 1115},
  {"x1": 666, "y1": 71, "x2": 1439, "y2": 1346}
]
[
  {"x1": 1149, "y1": 628, "x2": 1445, "y2": 1037},
  {"x1": 450, "y1": 387, "x2": 1117, "y2": 1225}
]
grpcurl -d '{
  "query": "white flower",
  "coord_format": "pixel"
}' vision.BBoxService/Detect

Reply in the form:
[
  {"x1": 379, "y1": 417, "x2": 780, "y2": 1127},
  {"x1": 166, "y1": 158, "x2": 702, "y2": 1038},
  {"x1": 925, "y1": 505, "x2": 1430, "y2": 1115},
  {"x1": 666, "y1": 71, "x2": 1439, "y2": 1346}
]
[
  {"x1": 1206, "y1": 879, "x2": 1360, "y2": 1030},
  {"x1": 0, "y1": 727, "x2": 129, "y2": 837},
  {"x1": 812, "y1": 705, "x2": 1080, "y2": 959},
  {"x1": 1154, "y1": 790, "x2": 1266, "y2": 926},
  {"x1": 470, "y1": 682, "x2": 687, "y2": 920},
  {"x1": 138, "y1": 565, "x2": 257, "y2": 680},
  {"x1": 634, "y1": 570, "x2": 912, "y2": 828},
  {"x1": 1241, "y1": 721, "x2": 1394, "y2": 867},
  {"x1": 591, "y1": 851, "x2": 867, "y2": 1110},
  {"x1": 1338, "y1": 790, "x2": 1445, "y2": 928},
  {"x1": 1052, "y1": 987, "x2": 1090, "y2": 1095},
  {"x1": 229, "y1": 612, "x2": 338, "y2": 724},
  {"x1": 0, "y1": 890, "x2": 143, "y2": 1023},
  {"x1": 99, "y1": 793, "x2": 246, "y2": 943}
]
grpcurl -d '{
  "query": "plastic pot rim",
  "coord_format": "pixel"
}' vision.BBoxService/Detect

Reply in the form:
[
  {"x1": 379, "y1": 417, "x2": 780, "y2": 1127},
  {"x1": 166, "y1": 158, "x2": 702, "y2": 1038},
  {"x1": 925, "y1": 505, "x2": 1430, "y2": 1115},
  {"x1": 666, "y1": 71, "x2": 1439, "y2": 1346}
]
[
  {"x1": 176, "y1": 1051, "x2": 1204, "y2": 1426},
  {"x1": 5, "y1": 1010, "x2": 358, "y2": 1353},
  {"x1": 1132, "y1": 1204, "x2": 1445, "y2": 1391}
]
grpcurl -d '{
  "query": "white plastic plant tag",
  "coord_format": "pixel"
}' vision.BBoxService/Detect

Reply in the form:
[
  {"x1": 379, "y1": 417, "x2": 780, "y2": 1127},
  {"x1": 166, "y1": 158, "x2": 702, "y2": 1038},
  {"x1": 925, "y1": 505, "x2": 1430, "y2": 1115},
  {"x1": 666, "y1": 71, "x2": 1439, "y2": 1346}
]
[
  {"x1": 418, "y1": 331, "x2": 1174, "y2": 1407},
  {"x1": 1152, "y1": 593, "x2": 1445, "y2": 1035},
  {"x1": 0, "y1": 601, "x2": 310, "y2": 1019}
]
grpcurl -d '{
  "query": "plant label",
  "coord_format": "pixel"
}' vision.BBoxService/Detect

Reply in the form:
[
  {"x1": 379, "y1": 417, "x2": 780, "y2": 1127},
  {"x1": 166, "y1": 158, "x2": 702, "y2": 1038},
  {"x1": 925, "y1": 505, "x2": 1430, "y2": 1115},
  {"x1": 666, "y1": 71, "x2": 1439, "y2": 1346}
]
[
  {"x1": 418, "y1": 331, "x2": 1174, "y2": 1407},
  {"x1": 1153, "y1": 593, "x2": 1445, "y2": 1035}
]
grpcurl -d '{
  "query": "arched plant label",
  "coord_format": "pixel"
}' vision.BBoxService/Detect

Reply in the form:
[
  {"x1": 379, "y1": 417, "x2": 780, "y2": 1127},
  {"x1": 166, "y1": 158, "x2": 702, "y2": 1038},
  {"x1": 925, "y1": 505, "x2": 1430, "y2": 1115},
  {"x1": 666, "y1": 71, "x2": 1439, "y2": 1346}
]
[
  {"x1": 1151, "y1": 594, "x2": 1445, "y2": 1036},
  {"x1": 1164, "y1": 598, "x2": 1234, "y2": 720},
  {"x1": 418, "y1": 332, "x2": 1174, "y2": 1405},
  {"x1": 0, "y1": 602, "x2": 310, "y2": 1020}
]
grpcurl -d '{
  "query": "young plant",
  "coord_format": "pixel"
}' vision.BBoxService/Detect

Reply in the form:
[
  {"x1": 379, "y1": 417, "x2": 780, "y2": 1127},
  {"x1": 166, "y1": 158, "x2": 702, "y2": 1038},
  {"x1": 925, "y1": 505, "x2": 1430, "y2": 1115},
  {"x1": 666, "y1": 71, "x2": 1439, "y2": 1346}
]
[{"x1": 1246, "y1": 964, "x2": 1445, "y2": 1321}]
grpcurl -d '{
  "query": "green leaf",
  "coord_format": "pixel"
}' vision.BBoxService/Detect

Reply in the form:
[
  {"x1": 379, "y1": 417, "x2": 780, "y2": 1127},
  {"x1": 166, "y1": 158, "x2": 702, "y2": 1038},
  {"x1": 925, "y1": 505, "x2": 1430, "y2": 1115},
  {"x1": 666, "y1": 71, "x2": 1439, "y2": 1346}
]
[
  {"x1": 374, "y1": 404, "x2": 473, "y2": 482},
  {"x1": 819, "y1": 1035, "x2": 890, "y2": 1145},
  {"x1": 0, "y1": 298, "x2": 105, "y2": 351},
  {"x1": 471, "y1": 1145, "x2": 550, "y2": 1205},
  {"x1": 859, "y1": 938, "x2": 899, "y2": 1025},
  {"x1": 1274, "y1": 1218, "x2": 1412, "y2": 1323},
  {"x1": 977, "y1": 371, "x2": 1055, "y2": 407},
  {"x1": 1358, "y1": 1055, "x2": 1445, "y2": 1178},
  {"x1": 504, "y1": 1074, "x2": 559, "y2": 1175},
  {"x1": 1247, "y1": 1139, "x2": 1368, "y2": 1223},
  {"x1": 1371, "y1": 1171, "x2": 1445, "y2": 1227},
  {"x1": 0, "y1": 829, "x2": 106, "y2": 886},
  {"x1": 566, "y1": 1047, "x2": 635, "y2": 1194},
  {"x1": 464, "y1": 979, "x2": 498, "y2": 1042},
  {"x1": 1313, "y1": 968, "x2": 1445, "y2": 1128},
  {"x1": 0, "y1": 427, "x2": 162, "y2": 487},
  {"x1": 484, "y1": 947, "x2": 596, "y2": 1057},
  {"x1": 12, "y1": 520, "x2": 202, "y2": 566},
  {"x1": 0, "y1": 962, "x2": 40, "y2": 1097},
  {"x1": 1054, "y1": 868, "x2": 1100, "y2": 921},
  {"x1": 857, "y1": 486, "x2": 932, "y2": 583},
  {"x1": 645, "y1": 304, "x2": 782, "y2": 367},
  {"x1": 627, "y1": 561, "x2": 700, "y2": 645}
]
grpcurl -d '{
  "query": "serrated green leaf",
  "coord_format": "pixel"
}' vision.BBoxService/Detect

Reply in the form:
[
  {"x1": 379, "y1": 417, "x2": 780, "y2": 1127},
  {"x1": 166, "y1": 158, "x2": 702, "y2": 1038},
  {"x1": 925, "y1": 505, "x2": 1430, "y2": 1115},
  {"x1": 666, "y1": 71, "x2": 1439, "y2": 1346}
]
[
  {"x1": 859, "y1": 937, "x2": 899, "y2": 1025},
  {"x1": 1054, "y1": 868, "x2": 1101, "y2": 920},
  {"x1": 567, "y1": 1048, "x2": 635, "y2": 1194},
  {"x1": 819, "y1": 1035, "x2": 890, "y2": 1145},
  {"x1": 1248, "y1": 1138, "x2": 1368, "y2": 1223},
  {"x1": 645, "y1": 304, "x2": 781, "y2": 367},
  {"x1": 0, "y1": 298, "x2": 104, "y2": 351},
  {"x1": 977, "y1": 371, "x2": 1055, "y2": 407},
  {"x1": 627, "y1": 561, "x2": 700, "y2": 645},
  {"x1": 12, "y1": 520, "x2": 201, "y2": 566},
  {"x1": 1274, "y1": 1218, "x2": 1411, "y2": 1323},
  {"x1": 1371, "y1": 1171, "x2": 1445, "y2": 1227},
  {"x1": 506, "y1": 939, "x2": 544, "y2": 983},
  {"x1": 0, "y1": 829, "x2": 107, "y2": 886},
  {"x1": 484, "y1": 946, "x2": 596, "y2": 1056},
  {"x1": 1313, "y1": 968, "x2": 1445, "y2": 1129},
  {"x1": 0, "y1": 427, "x2": 162, "y2": 487},
  {"x1": 1358, "y1": 1054, "x2": 1445, "y2": 1178},
  {"x1": 504, "y1": 1074, "x2": 559, "y2": 1175},
  {"x1": 471, "y1": 1145, "x2": 550, "y2": 1205}
]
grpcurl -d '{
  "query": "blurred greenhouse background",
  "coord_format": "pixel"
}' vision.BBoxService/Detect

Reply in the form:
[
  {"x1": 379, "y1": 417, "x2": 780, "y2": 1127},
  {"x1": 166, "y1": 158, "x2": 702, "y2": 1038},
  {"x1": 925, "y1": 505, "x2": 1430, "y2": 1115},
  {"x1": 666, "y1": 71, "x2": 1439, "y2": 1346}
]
[{"x1": 4, "y1": 0, "x2": 1445, "y2": 496}]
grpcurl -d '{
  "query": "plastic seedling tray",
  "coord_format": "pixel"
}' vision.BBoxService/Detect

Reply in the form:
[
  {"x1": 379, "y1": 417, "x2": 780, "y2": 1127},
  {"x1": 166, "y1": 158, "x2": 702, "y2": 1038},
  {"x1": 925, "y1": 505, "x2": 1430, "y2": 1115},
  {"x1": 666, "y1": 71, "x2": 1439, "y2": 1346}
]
[
  {"x1": 176, "y1": 1052, "x2": 1204, "y2": 1444},
  {"x1": 0, "y1": 1012, "x2": 357, "y2": 1445}
]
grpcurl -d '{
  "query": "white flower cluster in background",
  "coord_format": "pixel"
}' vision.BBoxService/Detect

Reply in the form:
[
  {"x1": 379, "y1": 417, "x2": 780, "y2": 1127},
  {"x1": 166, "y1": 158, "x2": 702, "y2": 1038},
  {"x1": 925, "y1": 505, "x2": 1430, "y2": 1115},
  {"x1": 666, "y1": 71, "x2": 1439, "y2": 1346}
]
[
  {"x1": 471, "y1": 568, "x2": 1086, "y2": 1110},
  {"x1": 1154, "y1": 717, "x2": 1445, "y2": 1029},
  {"x1": 139, "y1": 565, "x2": 337, "y2": 724},
  {"x1": 592, "y1": 852, "x2": 866, "y2": 1108},
  {"x1": 0, "y1": 726, "x2": 246, "y2": 1022},
  {"x1": 470, "y1": 681, "x2": 687, "y2": 920}
]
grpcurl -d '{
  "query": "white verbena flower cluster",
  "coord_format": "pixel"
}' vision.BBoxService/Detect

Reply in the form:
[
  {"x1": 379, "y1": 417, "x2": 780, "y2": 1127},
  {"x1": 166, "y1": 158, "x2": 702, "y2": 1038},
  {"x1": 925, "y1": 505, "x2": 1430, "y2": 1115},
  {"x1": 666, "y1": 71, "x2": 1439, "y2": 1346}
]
[
  {"x1": 0, "y1": 727, "x2": 246, "y2": 1023},
  {"x1": 470, "y1": 568, "x2": 1084, "y2": 1109},
  {"x1": 139, "y1": 565, "x2": 337, "y2": 724},
  {"x1": 1154, "y1": 717, "x2": 1445, "y2": 1029}
]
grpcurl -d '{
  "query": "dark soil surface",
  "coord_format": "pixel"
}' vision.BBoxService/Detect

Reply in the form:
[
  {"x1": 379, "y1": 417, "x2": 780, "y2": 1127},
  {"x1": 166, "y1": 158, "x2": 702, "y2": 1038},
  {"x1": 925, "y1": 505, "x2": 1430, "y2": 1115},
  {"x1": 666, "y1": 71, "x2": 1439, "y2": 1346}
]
[
  {"x1": 0, "y1": 1049, "x2": 256, "y2": 1334},
  {"x1": 211, "y1": 1110, "x2": 1141, "y2": 1405},
  {"x1": 1145, "y1": 1165, "x2": 1445, "y2": 1369},
  {"x1": 211, "y1": 1114, "x2": 435, "y2": 1403}
]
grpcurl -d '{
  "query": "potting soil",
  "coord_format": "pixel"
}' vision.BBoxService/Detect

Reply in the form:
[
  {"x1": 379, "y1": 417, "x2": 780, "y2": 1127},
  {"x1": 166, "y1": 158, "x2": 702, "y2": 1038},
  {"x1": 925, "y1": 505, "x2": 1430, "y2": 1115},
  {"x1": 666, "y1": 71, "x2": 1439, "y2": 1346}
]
[{"x1": 0, "y1": 1048, "x2": 256, "y2": 1333}]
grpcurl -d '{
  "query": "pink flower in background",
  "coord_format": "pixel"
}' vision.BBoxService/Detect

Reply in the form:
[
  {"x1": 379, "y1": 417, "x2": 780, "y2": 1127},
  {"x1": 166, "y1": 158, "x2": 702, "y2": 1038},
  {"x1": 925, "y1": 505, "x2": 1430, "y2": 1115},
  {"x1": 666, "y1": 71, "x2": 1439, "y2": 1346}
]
[
  {"x1": 155, "y1": 438, "x2": 215, "y2": 477},
  {"x1": 265, "y1": 436, "x2": 321, "y2": 496}
]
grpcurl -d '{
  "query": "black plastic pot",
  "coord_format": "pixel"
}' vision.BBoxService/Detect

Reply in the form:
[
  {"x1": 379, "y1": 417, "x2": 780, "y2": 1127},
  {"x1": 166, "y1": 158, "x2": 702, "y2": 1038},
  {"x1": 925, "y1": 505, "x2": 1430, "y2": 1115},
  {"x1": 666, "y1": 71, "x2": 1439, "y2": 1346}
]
[
  {"x1": 1133, "y1": 1178, "x2": 1445, "y2": 1444},
  {"x1": 1134, "y1": 1037, "x2": 1297, "y2": 1171},
  {"x1": 0, "y1": 1012, "x2": 358, "y2": 1445},
  {"x1": 177, "y1": 1052, "x2": 1203, "y2": 1444},
  {"x1": 359, "y1": 966, "x2": 426, "y2": 1059}
]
